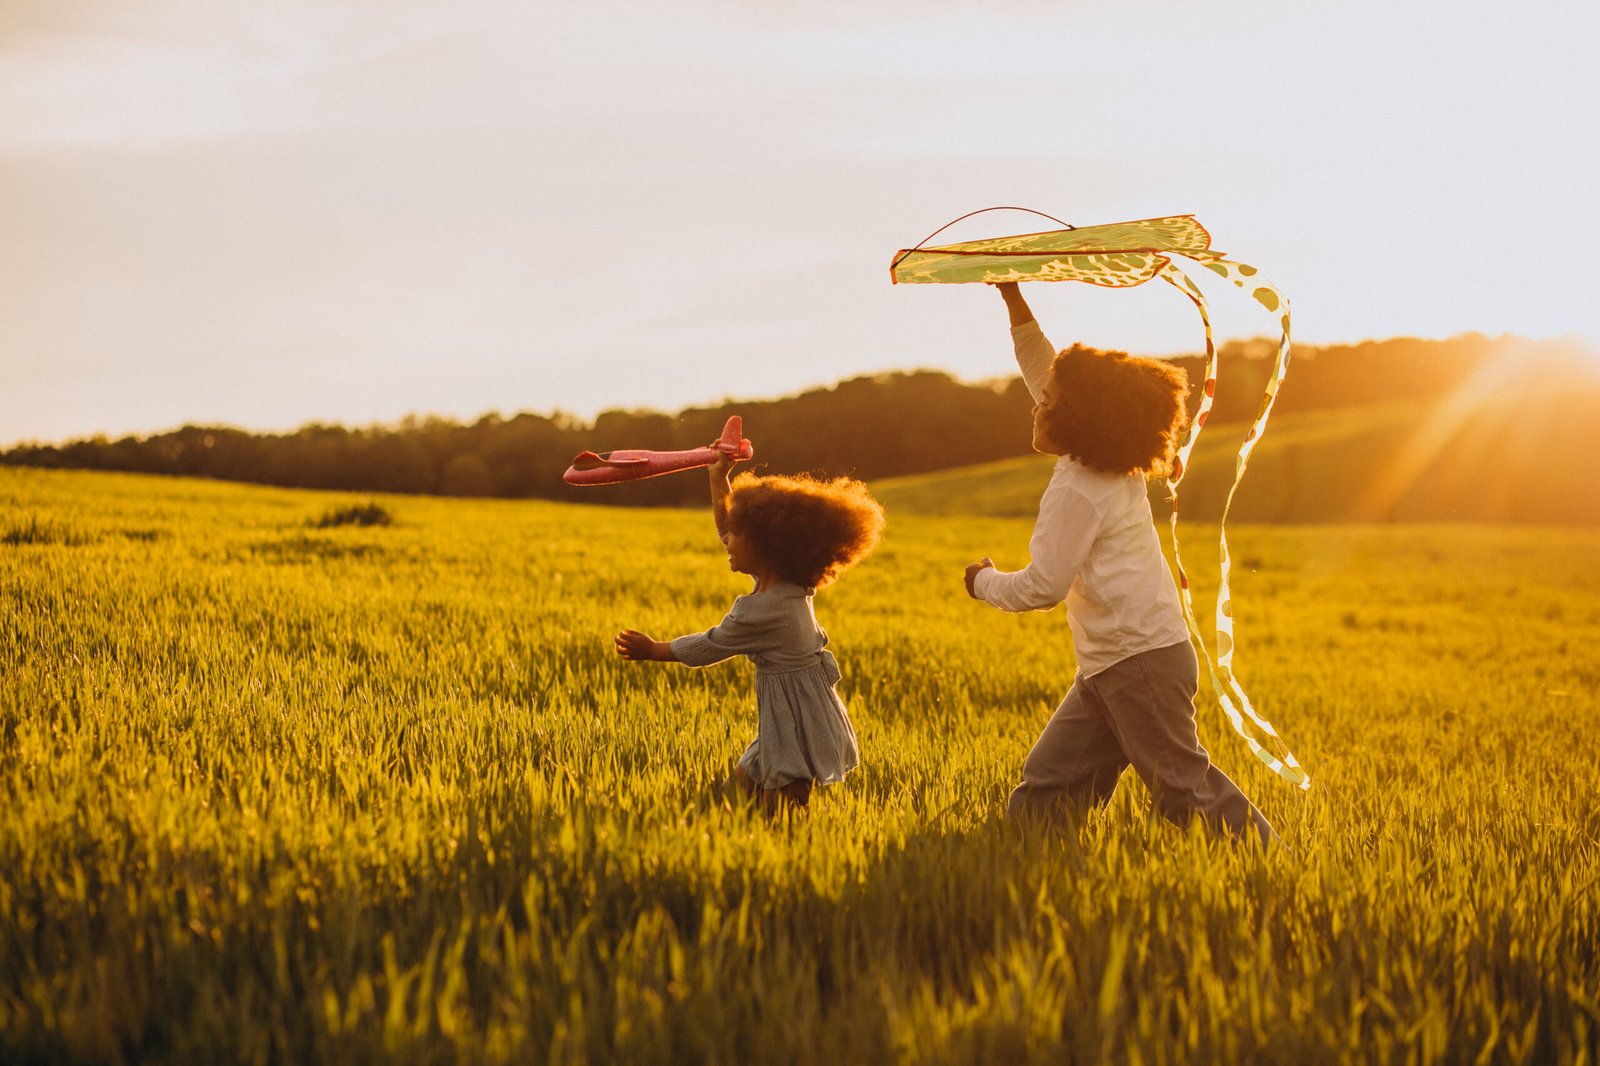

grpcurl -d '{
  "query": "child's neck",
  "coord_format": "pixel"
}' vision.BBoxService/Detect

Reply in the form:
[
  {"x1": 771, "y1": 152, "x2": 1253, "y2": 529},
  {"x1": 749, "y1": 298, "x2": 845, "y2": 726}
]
[{"x1": 751, "y1": 570, "x2": 781, "y2": 592}]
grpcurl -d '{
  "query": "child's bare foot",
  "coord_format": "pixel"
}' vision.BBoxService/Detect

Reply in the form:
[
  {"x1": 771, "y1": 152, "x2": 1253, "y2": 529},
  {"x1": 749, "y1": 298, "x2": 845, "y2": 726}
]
[{"x1": 757, "y1": 779, "x2": 813, "y2": 821}]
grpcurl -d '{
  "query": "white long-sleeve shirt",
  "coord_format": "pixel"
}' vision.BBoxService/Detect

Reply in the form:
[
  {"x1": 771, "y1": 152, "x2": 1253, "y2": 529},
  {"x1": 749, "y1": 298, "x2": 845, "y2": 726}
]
[{"x1": 972, "y1": 320, "x2": 1189, "y2": 677}]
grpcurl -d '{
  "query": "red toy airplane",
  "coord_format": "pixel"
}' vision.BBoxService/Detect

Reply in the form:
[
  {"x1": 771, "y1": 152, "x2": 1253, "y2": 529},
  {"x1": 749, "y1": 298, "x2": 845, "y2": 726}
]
[{"x1": 563, "y1": 415, "x2": 754, "y2": 486}]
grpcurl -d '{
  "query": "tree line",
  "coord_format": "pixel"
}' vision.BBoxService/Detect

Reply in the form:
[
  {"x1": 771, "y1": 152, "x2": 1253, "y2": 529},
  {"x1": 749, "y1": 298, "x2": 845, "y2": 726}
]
[{"x1": 2, "y1": 333, "x2": 1570, "y2": 506}]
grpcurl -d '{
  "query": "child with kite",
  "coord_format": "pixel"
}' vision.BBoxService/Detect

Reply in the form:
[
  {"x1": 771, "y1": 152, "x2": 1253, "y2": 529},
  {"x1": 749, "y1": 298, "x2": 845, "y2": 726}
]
[
  {"x1": 963, "y1": 282, "x2": 1274, "y2": 845},
  {"x1": 614, "y1": 447, "x2": 885, "y2": 815}
]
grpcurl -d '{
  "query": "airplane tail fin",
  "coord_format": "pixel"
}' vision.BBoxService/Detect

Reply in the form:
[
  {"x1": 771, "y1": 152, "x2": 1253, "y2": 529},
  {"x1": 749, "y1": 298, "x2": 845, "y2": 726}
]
[{"x1": 716, "y1": 416, "x2": 754, "y2": 460}]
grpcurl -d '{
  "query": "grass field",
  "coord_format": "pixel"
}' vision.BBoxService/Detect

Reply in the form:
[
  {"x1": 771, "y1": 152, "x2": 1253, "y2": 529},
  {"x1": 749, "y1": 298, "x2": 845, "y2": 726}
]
[{"x1": 3, "y1": 465, "x2": 1598, "y2": 1064}]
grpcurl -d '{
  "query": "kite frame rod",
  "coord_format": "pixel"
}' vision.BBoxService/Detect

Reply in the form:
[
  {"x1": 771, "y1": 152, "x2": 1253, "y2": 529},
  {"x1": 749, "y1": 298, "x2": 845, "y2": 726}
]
[
  {"x1": 889, "y1": 206, "x2": 1076, "y2": 272},
  {"x1": 895, "y1": 245, "x2": 1189, "y2": 258}
]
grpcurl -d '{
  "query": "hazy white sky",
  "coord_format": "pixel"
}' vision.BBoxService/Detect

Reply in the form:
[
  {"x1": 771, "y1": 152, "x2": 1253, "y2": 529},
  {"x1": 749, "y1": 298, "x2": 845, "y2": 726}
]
[{"x1": 3, "y1": 0, "x2": 1596, "y2": 445}]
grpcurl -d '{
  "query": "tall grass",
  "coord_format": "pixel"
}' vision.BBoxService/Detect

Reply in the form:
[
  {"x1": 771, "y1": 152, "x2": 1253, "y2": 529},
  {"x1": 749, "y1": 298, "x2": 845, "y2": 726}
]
[{"x1": 1, "y1": 466, "x2": 1597, "y2": 1064}]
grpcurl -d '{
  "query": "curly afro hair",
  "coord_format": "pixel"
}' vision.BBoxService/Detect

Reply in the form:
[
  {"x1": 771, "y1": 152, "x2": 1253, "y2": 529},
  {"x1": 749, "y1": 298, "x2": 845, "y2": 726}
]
[
  {"x1": 725, "y1": 473, "x2": 885, "y2": 589},
  {"x1": 1041, "y1": 344, "x2": 1190, "y2": 478}
]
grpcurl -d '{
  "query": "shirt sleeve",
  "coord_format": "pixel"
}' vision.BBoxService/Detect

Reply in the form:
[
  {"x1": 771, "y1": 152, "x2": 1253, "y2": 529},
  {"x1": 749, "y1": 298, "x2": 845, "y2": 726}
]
[
  {"x1": 669, "y1": 596, "x2": 781, "y2": 666},
  {"x1": 1012, "y1": 320, "x2": 1057, "y2": 404},
  {"x1": 973, "y1": 474, "x2": 1099, "y2": 612}
]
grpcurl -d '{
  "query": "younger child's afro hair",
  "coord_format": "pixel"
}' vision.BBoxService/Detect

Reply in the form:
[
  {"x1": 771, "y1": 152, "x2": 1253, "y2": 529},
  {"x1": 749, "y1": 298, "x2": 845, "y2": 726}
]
[{"x1": 726, "y1": 473, "x2": 885, "y2": 589}]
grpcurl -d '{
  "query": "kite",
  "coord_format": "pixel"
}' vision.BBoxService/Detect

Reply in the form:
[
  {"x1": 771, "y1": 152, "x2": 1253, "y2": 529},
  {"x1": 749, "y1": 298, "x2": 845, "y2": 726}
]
[
  {"x1": 893, "y1": 209, "x2": 1309, "y2": 791},
  {"x1": 563, "y1": 415, "x2": 753, "y2": 487}
]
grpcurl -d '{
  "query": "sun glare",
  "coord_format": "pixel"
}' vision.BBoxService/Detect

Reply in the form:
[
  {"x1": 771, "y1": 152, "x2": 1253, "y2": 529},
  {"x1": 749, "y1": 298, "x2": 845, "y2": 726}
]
[{"x1": 1352, "y1": 337, "x2": 1599, "y2": 522}]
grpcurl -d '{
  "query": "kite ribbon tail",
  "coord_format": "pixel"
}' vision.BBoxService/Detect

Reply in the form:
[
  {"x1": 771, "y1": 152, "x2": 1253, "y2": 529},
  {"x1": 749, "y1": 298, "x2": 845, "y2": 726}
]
[{"x1": 1158, "y1": 261, "x2": 1310, "y2": 791}]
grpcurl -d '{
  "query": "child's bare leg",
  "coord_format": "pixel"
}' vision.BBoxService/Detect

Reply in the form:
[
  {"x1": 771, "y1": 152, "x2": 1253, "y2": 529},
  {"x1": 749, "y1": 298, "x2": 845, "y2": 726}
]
[
  {"x1": 758, "y1": 779, "x2": 813, "y2": 819},
  {"x1": 778, "y1": 779, "x2": 813, "y2": 807},
  {"x1": 730, "y1": 763, "x2": 759, "y2": 802}
]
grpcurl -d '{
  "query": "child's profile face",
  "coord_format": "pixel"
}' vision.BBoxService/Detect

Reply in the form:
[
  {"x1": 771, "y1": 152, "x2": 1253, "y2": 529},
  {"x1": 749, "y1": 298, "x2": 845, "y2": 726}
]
[
  {"x1": 723, "y1": 527, "x2": 766, "y2": 578},
  {"x1": 1032, "y1": 381, "x2": 1064, "y2": 456}
]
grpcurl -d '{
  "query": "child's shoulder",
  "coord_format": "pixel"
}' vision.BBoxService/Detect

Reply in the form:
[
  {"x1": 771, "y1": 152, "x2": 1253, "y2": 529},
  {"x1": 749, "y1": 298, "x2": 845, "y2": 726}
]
[
  {"x1": 1052, "y1": 456, "x2": 1143, "y2": 497},
  {"x1": 741, "y1": 582, "x2": 813, "y2": 602},
  {"x1": 734, "y1": 583, "x2": 812, "y2": 614}
]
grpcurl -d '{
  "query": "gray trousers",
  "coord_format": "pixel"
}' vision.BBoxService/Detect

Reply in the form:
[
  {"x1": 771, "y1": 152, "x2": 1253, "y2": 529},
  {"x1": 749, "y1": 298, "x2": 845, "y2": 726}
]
[{"x1": 1007, "y1": 640, "x2": 1274, "y2": 846}]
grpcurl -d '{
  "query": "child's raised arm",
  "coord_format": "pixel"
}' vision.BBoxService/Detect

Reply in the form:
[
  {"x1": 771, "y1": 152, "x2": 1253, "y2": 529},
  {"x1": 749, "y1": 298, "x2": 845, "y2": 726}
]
[
  {"x1": 709, "y1": 451, "x2": 737, "y2": 541},
  {"x1": 995, "y1": 281, "x2": 1035, "y2": 328},
  {"x1": 995, "y1": 281, "x2": 1056, "y2": 404}
]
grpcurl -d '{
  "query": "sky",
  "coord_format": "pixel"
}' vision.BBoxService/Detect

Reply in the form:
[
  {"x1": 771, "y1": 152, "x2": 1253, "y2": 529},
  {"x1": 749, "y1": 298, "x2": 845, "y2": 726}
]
[{"x1": 3, "y1": 0, "x2": 1597, "y2": 446}]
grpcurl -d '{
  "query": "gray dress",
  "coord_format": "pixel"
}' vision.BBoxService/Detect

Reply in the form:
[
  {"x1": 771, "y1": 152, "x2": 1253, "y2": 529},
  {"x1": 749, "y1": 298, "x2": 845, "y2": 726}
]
[{"x1": 670, "y1": 583, "x2": 860, "y2": 790}]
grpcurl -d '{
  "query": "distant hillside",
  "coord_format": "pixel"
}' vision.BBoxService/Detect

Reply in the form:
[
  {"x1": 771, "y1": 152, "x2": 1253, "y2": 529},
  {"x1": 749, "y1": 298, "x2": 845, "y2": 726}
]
[
  {"x1": 874, "y1": 382, "x2": 1600, "y2": 525},
  {"x1": 6, "y1": 332, "x2": 1597, "y2": 520}
]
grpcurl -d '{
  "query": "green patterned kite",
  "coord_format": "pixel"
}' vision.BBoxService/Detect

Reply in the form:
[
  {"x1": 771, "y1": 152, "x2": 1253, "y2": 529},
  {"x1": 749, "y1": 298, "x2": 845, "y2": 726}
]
[{"x1": 893, "y1": 212, "x2": 1310, "y2": 791}]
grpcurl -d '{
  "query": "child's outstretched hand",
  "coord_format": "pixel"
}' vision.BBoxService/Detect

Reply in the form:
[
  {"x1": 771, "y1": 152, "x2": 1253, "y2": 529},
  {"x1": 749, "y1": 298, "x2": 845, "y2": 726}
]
[{"x1": 615, "y1": 629, "x2": 670, "y2": 662}]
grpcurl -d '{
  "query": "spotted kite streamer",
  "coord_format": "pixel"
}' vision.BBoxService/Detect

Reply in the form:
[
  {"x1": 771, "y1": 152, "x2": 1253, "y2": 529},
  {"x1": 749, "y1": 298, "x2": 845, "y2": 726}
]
[{"x1": 893, "y1": 211, "x2": 1310, "y2": 790}]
